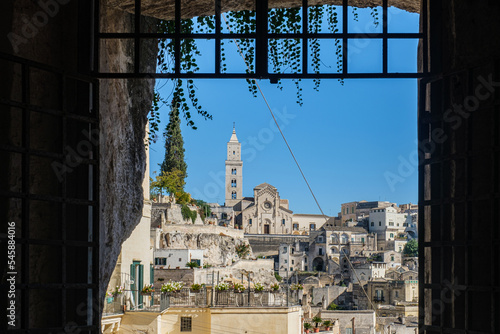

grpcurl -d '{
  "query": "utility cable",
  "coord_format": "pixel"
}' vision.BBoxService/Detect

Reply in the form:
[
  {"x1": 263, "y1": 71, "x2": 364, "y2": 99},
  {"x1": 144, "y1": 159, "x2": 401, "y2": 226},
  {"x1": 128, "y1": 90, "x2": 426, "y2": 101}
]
[{"x1": 222, "y1": 13, "x2": 378, "y2": 317}]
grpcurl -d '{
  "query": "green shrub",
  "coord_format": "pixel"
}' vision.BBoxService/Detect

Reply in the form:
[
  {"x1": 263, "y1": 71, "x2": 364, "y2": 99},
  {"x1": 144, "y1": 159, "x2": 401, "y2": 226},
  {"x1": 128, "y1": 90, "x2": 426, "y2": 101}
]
[{"x1": 274, "y1": 272, "x2": 282, "y2": 282}]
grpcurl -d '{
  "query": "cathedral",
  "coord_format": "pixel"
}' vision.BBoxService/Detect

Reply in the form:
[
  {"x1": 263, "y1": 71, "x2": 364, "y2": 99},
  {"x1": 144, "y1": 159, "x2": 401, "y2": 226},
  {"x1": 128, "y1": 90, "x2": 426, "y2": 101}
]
[{"x1": 221, "y1": 127, "x2": 300, "y2": 234}]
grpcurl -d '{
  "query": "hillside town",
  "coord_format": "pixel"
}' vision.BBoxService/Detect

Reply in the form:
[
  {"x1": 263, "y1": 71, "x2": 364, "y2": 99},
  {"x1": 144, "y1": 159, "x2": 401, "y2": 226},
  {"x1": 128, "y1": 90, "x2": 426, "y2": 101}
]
[{"x1": 101, "y1": 126, "x2": 419, "y2": 334}]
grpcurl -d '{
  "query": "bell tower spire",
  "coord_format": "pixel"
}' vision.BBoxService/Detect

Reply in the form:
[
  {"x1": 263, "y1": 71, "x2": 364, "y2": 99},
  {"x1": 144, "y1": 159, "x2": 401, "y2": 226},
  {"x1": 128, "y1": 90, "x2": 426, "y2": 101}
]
[{"x1": 225, "y1": 124, "x2": 243, "y2": 207}]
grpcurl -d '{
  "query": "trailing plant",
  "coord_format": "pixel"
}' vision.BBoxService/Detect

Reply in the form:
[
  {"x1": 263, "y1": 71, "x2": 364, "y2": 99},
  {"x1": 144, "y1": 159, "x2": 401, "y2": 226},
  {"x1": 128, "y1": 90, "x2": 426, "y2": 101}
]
[
  {"x1": 161, "y1": 281, "x2": 184, "y2": 293},
  {"x1": 270, "y1": 283, "x2": 280, "y2": 291},
  {"x1": 181, "y1": 204, "x2": 197, "y2": 223},
  {"x1": 274, "y1": 272, "x2": 282, "y2": 282},
  {"x1": 235, "y1": 243, "x2": 250, "y2": 259}
]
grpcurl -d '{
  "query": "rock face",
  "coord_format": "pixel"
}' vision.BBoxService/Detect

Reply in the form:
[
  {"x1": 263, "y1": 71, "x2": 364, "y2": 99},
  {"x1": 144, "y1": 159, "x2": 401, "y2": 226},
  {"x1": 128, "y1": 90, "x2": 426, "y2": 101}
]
[
  {"x1": 163, "y1": 229, "x2": 254, "y2": 266},
  {"x1": 98, "y1": 3, "x2": 158, "y2": 303},
  {"x1": 106, "y1": 0, "x2": 420, "y2": 21},
  {"x1": 152, "y1": 202, "x2": 205, "y2": 227}
]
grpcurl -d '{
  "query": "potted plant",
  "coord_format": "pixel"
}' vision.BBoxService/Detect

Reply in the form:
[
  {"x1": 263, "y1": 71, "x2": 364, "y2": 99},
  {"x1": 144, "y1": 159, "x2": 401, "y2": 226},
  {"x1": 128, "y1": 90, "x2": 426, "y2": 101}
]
[
  {"x1": 270, "y1": 283, "x2": 280, "y2": 292},
  {"x1": 312, "y1": 316, "x2": 322, "y2": 333},
  {"x1": 110, "y1": 286, "x2": 124, "y2": 298},
  {"x1": 186, "y1": 261, "x2": 199, "y2": 269},
  {"x1": 215, "y1": 282, "x2": 229, "y2": 292},
  {"x1": 233, "y1": 282, "x2": 246, "y2": 293},
  {"x1": 190, "y1": 283, "x2": 203, "y2": 293},
  {"x1": 160, "y1": 280, "x2": 184, "y2": 294},
  {"x1": 254, "y1": 282, "x2": 264, "y2": 293},
  {"x1": 291, "y1": 283, "x2": 304, "y2": 291},
  {"x1": 323, "y1": 320, "x2": 332, "y2": 331},
  {"x1": 304, "y1": 322, "x2": 312, "y2": 333},
  {"x1": 141, "y1": 284, "x2": 154, "y2": 295}
]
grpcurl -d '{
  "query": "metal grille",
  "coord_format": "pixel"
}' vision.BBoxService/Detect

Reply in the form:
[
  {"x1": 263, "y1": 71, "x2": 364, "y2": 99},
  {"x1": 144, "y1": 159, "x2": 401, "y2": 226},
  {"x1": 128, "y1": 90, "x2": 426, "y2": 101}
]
[
  {"x1": 0, "y1": 49, "x2": 100, "y2": 332},
  {"x1": 94, "y1": 0, "x2": 428, "y2": 80}
]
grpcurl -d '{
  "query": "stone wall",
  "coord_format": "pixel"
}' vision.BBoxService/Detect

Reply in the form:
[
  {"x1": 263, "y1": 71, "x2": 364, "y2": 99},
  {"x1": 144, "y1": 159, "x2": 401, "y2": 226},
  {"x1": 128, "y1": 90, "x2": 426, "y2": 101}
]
[
  {"x1": 247, "y1": 234, "x2": 309, "y2": 256},
  {"x1": 311, "y1": 285, "x2": 348, "y2": 307},
  {"x1": 194, "y1": 259, "x2": 277, "y2": 286},
  {"x1": 153, "y1": 268, "x2": 195, "y2": 289},
  {"x1": 152, "y1": 202, "x2": 205, "y2": 227},
  {"x1": 320, "y1": 310, "x2": 376, "y2": 334}
]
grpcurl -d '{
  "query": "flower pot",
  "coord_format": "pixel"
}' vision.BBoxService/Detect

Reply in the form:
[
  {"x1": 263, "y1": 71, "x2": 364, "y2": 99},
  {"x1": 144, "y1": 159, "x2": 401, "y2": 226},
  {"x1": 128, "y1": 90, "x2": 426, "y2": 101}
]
[
  {"x1": 305, "y1": 330, "x2": 310, "y2": 334},
  {"x1": 190, "y1": 289, "x2": 201, "y2": 293},
  {"x1": 325, "y1": 327, "x2": 331, "y2": 331},
  {"x1": 313, "y1": 328, "x2": 319, "y2": 333}
]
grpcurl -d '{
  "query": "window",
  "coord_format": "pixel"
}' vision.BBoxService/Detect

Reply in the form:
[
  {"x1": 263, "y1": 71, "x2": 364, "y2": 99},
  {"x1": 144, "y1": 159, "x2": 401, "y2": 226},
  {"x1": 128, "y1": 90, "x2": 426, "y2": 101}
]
[
  {"x1": 293, "y1": 223, "x2": 299, "y2": 230},
  {"x1": 395, "y1": 291, "x2": 399, "y2": 298},
  {"x1": 283, "y1": 247, "x2": 287, "y2": 253},
  {"x1": 284, "y1": 260, "x2": 287, "y2": 263},
  {"x1": 179, "y1": 258, "x2": 182, "y2": 262},
  {"x1": 361, "y1": 237, "x2": 365, "y2": 243},
  {"x1": 389, "y1": 222, "x2": 394, "y2": 226},
  {"x1": 155, "y1": 258, "x2": 166, "y2": 265},
  {"x1": 291, "y1": 248, "x2": 295, "y2": 254},
  {"x1": 397, "y1": 223, "x2": 400, "y2": 227},
  {"x1": 305, "y1": 266, "x2": 308, "y2": 271},
  {"x1": 249, "y1": 219, "x2": 252, "y2": 225},
  {"x1": 351, "y1": 237, "x2": 354, "y2": 242},
  {"x1": 290, "y1": 267, "x2": 293, "y2": 271},
  {"x1": 379, "y1": 221, "x2": 382, "y2": 226},
  {"x1": 231, "y1": 168, "x2": 237, "y2": 175},
  {"x1": 304, "y1": 257, "x2": 307, "y2": 263},
  {"x1": 231, "y1": 179, "x2": 237, "y2": 187},
  {"x1": 391, "y1": 256, "x2": 394, "y2": 261},
  {"x1": 390, "y1": 233, "x2": 394, "y2": 238},
  {"x1": 319, "y1": 248, "x2": 323, "y2": 255},
  {"x1": 292, "y1": 260, "x2": 294, "y2": 265},
  {"x1": 282, "y1": 219, "x2": 286, "y2": 225},
  {"x1": 318, "y1": 236, "x2": 323, "y2": 242},
  {"x1": 351, "y1": 207, "x2": 354, "y2": 213},
  {"x1": 310, "y1": 223, "x2": 316, "y2": 231},
  {"x1": 233, "y1": 151, "x2": 235, "y2": 155},
  {"x1": 181, "y1": 317, "x2": 192, "y2": 332},
  {"x1": 232, "y1": 191, "x2": 236, "y2": 199},
  {"x1": 371, "y1": 222, "x2": 374, "y2": 226}
]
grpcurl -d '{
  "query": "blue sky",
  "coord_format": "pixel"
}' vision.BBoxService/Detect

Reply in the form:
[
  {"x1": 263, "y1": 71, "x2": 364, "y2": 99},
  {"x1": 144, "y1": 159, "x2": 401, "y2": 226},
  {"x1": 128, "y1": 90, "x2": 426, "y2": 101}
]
[{"x1": 149, "y1": 6, "x2": 419, "y2": 216}]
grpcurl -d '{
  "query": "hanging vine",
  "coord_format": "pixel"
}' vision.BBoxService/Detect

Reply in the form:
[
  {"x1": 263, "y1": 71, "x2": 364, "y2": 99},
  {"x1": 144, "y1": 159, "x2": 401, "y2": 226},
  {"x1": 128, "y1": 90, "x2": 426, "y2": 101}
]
[{"x1": 151, "y1": 4, "x2": 363, "y2": 137}]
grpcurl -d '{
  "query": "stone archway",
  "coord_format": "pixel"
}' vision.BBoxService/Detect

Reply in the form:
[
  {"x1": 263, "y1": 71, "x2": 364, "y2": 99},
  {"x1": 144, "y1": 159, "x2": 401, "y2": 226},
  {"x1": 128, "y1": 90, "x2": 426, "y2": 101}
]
[{"x1": 312, "y1": 257, "x2": 324, "y2": 271}]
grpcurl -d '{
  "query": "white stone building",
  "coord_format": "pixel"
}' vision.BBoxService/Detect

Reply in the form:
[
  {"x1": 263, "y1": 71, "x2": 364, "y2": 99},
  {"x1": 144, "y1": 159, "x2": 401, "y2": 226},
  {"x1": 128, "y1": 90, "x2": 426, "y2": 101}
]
[
  {"x1": 154, "y1": 249, "x2": 204, "y2": 269},
  {"x1": 368, "y1": 206, "x2": 408, "y2": 250},
  {"x1": 291, "y1": 213, "x2": 329, "y2": 234}
]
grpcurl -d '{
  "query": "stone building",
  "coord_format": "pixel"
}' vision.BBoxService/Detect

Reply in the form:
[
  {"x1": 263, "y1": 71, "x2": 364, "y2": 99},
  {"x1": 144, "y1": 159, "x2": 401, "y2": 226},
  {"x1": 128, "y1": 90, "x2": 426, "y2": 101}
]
[
  {"x1": 368, "y1": 206, "x2": 408, "y2": 250},
  {"x1": 367, "y1": 278, "x2": 418, "y2": 306},
  {"x1": 291, "y1": 213, "x2": 330, "y2": 234},
  {"x1": 240, "y1": 183, "x2": 294, "y2": 234},
  {"x1": 278, "y1": 239, "x2": 310, "y2": 276}
]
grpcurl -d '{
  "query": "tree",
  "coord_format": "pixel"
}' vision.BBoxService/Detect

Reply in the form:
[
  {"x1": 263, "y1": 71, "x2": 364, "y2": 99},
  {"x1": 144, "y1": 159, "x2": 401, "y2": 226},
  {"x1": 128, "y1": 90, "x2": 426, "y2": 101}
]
[
  {"x1": 160, "y1": 106, "x2": 187, "y2": 184},
  {"x1": 150, "y1": 169, "x2": 185, "y2": 199},
  {"x1": 403, "y1": 239, "x2": 418, "y2": 257}
]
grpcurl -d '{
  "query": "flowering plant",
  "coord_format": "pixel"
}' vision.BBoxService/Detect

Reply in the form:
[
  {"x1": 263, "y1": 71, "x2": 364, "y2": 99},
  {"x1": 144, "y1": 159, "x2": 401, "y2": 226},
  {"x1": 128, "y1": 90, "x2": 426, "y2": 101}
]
[
  {"x1": 215, "y1": 282, "x2": 229, "y2": 291},
  {"x1": 106, "y1": 290, "x2": 114, "y2": 298},
  {"x1": 110, "y1": 286, "x2": 124, "y2": 297},
  {"x1": 190, "y1": 283, "x2": 203, "y2": 291},
  {"x1": 141, "y1": 284, "x2": 154, "y2": 294},
  {"x1": 161, "y1": 281, "x2": 184, "y2": 293},
  {"x1": 233, "y1": 283, "x2": 246, "y2": 293},
  {"x1": 291, "y1": 283, "x2": 303, "y2": 290},
  {"x1": 270, "y1": 283, "x2": 280, "y2": 291},
  {"x1": 254, "y1": 282, "x2": 264, "y2": 292}
]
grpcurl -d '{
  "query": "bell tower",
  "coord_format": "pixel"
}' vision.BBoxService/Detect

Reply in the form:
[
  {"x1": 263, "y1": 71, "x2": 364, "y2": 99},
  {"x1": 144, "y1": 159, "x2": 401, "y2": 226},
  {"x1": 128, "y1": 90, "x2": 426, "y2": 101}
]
[{"x1": 225, "y1": 124, "x2": 243, "y2": 207}]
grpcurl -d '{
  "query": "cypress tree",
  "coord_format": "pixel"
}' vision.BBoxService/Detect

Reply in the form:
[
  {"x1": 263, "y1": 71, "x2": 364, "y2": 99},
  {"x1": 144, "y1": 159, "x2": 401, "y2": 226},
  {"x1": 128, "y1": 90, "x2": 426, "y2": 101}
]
[{"x1": 160, "y1": 106, "x2": 187, "y2": 184}]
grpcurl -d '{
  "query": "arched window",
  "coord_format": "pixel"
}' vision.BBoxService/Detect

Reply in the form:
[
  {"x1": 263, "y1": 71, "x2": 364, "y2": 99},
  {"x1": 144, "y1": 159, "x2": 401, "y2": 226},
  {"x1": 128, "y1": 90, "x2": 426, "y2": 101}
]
[
  {"x1": 390, "y1": 233, "x2": 394, "y2": 238},
  {"x1": 231, "y1": 191, "x2": 236, "y2": 199},
  {"x1": 231, "y1": 168, "x2": 237, "y2": 175},
  {"x1": 231, "y1": 179, "x2": 237, "y2": 187}
]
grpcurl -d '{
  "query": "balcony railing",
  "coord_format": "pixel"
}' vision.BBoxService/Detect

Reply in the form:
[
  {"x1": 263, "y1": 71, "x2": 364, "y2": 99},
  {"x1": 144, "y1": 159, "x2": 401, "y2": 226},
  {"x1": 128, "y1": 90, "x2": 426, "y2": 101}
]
[{"x1": 373, "y1": 296, "x2": 385, "y2": 302}]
